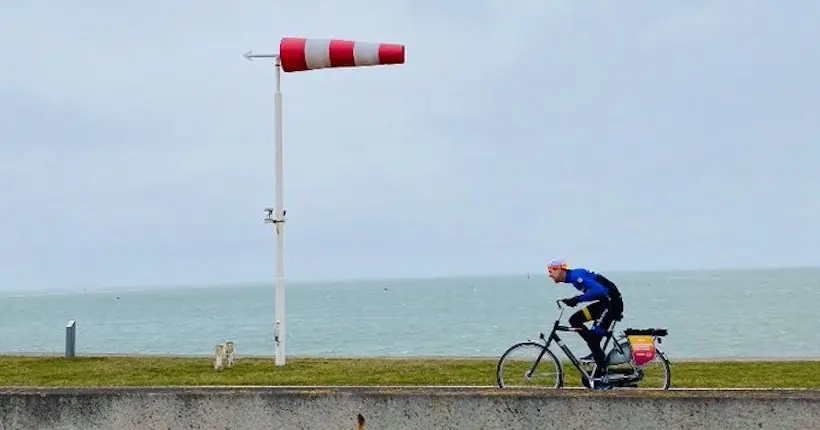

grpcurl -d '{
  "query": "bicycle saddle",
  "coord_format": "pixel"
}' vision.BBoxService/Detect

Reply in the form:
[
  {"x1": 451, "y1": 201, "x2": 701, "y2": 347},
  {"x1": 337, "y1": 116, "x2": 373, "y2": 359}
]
[{"x1": 624, "y1": 328, "x2": 668, "y2": 337}]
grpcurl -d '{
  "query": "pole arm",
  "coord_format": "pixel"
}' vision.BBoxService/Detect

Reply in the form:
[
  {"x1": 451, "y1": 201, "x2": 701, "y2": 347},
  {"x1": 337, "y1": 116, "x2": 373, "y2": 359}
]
[{"x1": 243, "y1": 50, "x2": 280, "y2": 61}]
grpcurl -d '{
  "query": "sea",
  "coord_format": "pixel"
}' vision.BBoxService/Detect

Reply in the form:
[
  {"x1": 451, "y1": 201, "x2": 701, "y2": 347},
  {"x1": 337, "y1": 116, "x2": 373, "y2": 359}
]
[{"x1": 1, "y1": 267, "x2": 819, "y2": 360}]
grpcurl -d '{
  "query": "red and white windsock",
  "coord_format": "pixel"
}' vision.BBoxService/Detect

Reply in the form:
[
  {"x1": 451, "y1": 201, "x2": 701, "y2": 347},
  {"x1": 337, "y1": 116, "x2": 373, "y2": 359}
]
[{"x1": 279, "y1": 37, "x2": 405, "y2": 73}]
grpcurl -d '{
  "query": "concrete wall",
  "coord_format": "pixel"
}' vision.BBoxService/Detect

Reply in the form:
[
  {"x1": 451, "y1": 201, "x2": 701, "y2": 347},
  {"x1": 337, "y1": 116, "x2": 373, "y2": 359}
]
[{"x1": 0, "y1": 386, "x2": 817, "y2": 430}]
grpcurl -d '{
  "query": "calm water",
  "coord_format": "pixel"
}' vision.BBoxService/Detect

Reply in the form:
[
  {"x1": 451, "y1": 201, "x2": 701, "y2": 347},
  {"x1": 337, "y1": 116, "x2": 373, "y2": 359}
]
[{"x1": 1, "y1": 268, "x2": 819, "y2": 359}]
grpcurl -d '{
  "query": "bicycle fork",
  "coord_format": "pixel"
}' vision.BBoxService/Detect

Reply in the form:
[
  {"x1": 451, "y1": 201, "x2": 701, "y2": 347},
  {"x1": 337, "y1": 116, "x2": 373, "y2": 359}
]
[
  {"x1": 524, "y1": 332, "x2": 556, "y2": 379},
  {"x1": 526, "y1": 345, "x2": 550, "y2": 379}
]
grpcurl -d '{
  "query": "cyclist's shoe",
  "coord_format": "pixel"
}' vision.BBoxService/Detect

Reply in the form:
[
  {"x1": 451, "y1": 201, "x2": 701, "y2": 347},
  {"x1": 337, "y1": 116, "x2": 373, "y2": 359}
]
[
  {"x1": 591, "y1": 326, "x2": 609, "y2": 337},
  {"x1": 579, "y1": 353, "x2": 594, "y2": 363},
  {"x1": 591, "y1": 374, "x2": 611, "y2": 390}
]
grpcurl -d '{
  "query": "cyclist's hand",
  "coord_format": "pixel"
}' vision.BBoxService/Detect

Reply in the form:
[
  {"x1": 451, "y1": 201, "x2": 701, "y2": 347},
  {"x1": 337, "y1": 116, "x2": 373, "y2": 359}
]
[{"x1": 561, "y1": 296, "x2": 581, "y2": 307}]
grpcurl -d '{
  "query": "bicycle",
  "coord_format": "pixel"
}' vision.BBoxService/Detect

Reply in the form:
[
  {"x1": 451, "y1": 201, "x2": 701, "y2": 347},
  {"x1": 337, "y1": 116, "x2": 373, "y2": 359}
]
[{"x1": 496, "y1": 299, "x2": 671, "y2": 390}]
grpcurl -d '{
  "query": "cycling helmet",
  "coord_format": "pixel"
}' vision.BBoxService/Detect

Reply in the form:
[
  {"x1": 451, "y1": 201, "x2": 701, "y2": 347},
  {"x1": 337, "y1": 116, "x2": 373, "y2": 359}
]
[{"x1": 547, "y1": 258, "x2": 569, "y2": 270}]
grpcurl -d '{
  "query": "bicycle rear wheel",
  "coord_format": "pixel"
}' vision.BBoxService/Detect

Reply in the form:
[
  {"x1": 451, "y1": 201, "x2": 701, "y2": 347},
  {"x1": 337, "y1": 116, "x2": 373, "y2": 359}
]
[
  {"x1": 609, "y1": 349, "x2": 671, "y2": 390},
  {"x1": 633, "y1": 350, "x2": 671, "y2": 389},
  {"x1": 496, "y1": 341, "x2": 563, "y2": 388}
]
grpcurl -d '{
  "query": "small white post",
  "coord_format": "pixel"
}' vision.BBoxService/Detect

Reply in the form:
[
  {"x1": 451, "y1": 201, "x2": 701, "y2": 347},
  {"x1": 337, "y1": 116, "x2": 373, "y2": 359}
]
[
  {"x1": 214, "y1": 344, "x2": 224, "y2": 371},
  {"x1": 225, "y1": 341, "x2": 235, "y2": 368},
  {"x1": 65, "y1": 320, "x2": 76, "y2": 359}
]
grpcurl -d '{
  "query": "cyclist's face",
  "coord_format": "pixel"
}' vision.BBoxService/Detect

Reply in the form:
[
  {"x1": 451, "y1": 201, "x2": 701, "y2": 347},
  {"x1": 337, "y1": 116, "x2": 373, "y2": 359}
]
[{"x1": 547, "y1": 267, "x2": 564, "y2": 282}]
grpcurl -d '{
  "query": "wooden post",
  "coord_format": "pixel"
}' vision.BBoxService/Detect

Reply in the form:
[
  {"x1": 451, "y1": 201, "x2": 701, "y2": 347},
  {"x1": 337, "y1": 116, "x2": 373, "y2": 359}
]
[
  {"x1": 226, "y1": 341, "x2": 235, "y2": 368},
  {"x1": 214, "y1": 344, "x2": 224, "y2": 371}
]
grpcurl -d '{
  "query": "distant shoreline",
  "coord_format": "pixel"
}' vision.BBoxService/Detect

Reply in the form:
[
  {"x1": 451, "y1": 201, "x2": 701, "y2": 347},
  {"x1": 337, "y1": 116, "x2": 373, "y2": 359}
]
[
  {"x1": 2, "y1": 352, "x2": 819, "y2": 362},
  {"x1": 4, "y1": 264, "x2": 820, "y2": 294}
]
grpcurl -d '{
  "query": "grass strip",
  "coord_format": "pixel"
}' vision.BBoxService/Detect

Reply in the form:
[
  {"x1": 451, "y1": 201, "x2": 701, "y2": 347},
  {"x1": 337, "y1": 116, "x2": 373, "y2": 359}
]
[{"x1": 0, "y1": 356, "x2": 818, "y2": 388}]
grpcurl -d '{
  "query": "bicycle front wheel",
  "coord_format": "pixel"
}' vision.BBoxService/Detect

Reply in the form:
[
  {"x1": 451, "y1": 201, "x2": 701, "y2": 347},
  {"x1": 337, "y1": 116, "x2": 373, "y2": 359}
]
[{"x1": 496, "y1": 341, "x2": 563, "y2": 388}]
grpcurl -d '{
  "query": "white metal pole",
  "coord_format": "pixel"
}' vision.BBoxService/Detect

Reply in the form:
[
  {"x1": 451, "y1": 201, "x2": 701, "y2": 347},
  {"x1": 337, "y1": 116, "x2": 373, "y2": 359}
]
[
  {"x1": 273, "y1": 55, "x2": 286, "y2": 367},
  {"x1": 243, "y1": 50, "x2": 287, "y2": 366}
]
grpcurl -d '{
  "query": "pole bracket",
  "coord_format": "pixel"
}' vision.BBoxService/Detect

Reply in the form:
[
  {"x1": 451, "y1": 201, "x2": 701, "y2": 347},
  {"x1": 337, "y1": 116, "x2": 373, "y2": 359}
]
[
  {"x1": 264, "y1": 208, "x2": 287, "y2": 234},
  {"x1": 263, "y1": 208, "x2": 287, "y2": 224}
]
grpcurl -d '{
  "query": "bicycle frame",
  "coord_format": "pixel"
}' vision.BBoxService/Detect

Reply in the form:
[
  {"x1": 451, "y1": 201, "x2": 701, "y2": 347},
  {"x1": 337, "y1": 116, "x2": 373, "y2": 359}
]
[{"x1": 535, "y1": 300, "x2": 636, "y2": 384}]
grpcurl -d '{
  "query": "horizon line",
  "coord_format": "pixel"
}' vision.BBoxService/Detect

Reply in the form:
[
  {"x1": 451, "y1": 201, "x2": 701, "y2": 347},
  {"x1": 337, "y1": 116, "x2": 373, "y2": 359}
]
[{"x1": 6, "y1": 263, "x2": 820, "y2": 294}]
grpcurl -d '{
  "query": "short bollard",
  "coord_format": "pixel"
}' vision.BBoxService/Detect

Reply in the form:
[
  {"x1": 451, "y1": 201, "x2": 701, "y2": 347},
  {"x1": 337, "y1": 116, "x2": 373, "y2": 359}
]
[
  {"x1": 65, "y1": 320, "x2": 76, "y2": 359},
  {"x1": 214, "y1": 344, "x2": 224, "y2": 371},
  {"x1": 225, "y1": 341, "x2": 236, "y2": 368}
]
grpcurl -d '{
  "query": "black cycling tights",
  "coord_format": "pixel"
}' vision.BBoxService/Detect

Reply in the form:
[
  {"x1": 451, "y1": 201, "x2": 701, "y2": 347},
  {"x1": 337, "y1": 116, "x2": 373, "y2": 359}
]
[{"x1": 569, "y1": 299, "x2": 623, "y2": 377}]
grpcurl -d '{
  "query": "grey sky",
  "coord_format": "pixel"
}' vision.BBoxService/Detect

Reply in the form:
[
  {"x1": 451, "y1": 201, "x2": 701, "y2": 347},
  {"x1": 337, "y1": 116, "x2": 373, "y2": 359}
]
[{"x1": 1, "y1": 1, "x2": 819, "y2": 290}]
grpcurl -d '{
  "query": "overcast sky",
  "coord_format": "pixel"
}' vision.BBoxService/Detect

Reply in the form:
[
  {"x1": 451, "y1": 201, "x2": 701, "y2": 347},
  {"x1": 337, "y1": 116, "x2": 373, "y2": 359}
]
[{"x1": 1, "y1": 1, "x2": 819, "y2": 290}]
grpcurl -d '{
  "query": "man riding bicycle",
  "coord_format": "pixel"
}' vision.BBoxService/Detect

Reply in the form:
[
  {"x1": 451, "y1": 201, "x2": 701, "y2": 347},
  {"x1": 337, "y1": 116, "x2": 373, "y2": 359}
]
[{"x1": 547, "y1": 258, "x2": 624, "y2": 388}]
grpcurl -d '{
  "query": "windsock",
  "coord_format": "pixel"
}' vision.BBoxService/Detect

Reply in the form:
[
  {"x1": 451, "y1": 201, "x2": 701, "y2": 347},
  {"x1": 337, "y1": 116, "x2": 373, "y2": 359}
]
[{"x1": 279, "y1": 37, "x2": 405, "y2": 73}]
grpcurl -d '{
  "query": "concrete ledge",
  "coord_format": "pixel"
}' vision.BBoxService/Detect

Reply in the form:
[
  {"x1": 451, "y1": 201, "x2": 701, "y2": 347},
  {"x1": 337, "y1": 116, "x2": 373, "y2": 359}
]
[{"x1": 0, "y1": 386, "x2": 818, "y2": 429}]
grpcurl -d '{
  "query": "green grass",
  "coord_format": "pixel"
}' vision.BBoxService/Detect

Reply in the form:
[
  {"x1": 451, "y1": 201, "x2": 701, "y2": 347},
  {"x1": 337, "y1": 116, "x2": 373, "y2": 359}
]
[{"x1": 0, "y1": 356, "x2": 818, "y2": 388}]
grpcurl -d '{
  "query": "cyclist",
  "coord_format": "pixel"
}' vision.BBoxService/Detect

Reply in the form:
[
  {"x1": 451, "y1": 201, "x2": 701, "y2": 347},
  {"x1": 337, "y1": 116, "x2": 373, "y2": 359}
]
[{"x1": 546, "y1": 258, "x2": 624, "y2": 388}]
